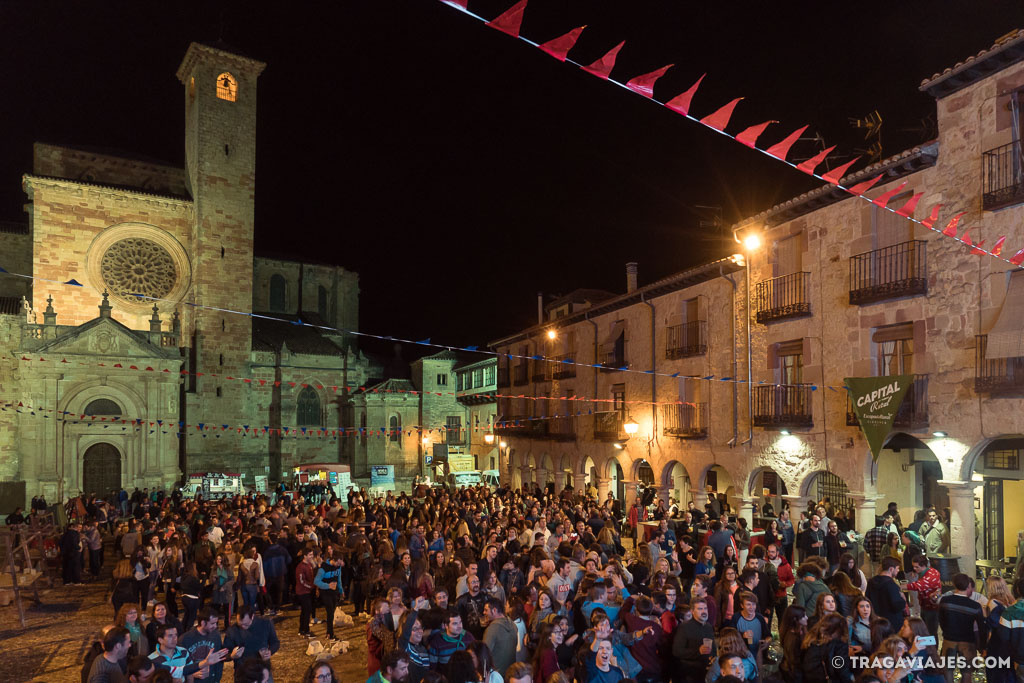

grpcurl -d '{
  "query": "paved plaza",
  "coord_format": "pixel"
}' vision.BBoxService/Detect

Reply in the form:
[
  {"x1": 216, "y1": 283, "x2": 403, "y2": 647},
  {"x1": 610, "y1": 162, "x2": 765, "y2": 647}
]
[{"x1": 0, "y1": 548, "x2": 370, "y2": 683}]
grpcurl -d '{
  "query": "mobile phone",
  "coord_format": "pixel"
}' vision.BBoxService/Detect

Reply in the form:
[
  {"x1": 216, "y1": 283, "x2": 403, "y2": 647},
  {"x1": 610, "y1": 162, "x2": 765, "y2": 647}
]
[{"x1": 916, "y1": 635, "x2": 936, "y2": 647}]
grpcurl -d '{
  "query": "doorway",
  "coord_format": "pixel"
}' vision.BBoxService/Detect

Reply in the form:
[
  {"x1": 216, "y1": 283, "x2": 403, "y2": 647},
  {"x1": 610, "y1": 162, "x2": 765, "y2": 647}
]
[{"x1": 82, "y1": 443, "x2": 121, "y2": 496}]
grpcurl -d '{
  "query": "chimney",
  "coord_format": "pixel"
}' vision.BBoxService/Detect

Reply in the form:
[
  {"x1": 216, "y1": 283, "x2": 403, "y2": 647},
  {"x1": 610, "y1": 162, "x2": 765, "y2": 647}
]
[
  {"x1": 626, "y1": 262, "x2": 638, "y2": 293},
  {"x1": 537, "y1": 292, "x2": 544, "y2": 325}
]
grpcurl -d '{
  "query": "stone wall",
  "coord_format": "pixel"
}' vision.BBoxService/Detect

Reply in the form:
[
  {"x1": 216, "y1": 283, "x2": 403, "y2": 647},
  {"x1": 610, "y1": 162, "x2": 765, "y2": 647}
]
[
  {"x1": 33, "y1": 143, "x2": 189, "y2": 197},
  {"x1": 0, "y1": 222, "x2": 32, "y2": 299}
]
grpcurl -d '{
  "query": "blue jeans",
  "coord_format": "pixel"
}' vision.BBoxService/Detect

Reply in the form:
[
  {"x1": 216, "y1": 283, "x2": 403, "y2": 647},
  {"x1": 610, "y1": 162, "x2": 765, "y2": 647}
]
[{"x1": 241, "y1": 584, "x2": 259, "y2": 611}]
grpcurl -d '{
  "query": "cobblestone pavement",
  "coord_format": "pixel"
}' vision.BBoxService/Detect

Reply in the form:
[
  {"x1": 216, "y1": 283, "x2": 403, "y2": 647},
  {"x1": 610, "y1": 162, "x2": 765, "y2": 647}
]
[{"x1": 0, "y1": 556, "x2": 371, "y2": 682}]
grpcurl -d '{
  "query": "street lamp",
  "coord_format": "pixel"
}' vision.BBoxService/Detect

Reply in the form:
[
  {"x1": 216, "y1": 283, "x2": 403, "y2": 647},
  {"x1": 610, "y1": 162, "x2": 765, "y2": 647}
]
[
  {"x1": 623, "y1": 417, "x2": 639, "y2": 436},
  {"x1": 484, "y1": 433, "x2": 495, "y2": 445},
  {"x1": 546, "y1": 329, "x2": 557, "y2": 340}
]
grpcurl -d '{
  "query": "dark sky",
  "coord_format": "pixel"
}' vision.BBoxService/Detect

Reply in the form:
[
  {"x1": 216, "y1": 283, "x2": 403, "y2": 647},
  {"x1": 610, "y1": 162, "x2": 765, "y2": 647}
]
[{"x1": 3, "y1": 1, "x2": 1023, "y2": 348}]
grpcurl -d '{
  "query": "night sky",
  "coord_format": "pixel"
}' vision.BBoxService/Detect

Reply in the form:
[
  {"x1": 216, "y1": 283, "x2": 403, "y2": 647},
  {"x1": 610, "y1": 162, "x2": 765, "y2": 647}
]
[{"x1": 3, "y1": 1, "x2": 1023, "y2": 349}]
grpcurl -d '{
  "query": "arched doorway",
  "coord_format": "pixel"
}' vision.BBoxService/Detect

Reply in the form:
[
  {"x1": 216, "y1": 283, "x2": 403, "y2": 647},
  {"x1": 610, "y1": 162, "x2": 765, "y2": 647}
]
[
  {"x1": 749, "y1": 468, "x2": 788, "y2": 518},
  {"x1": 968, "y1": 437, "x2": 1024, "y2": 563},
  {"x1": 662, "y1": 461, "x2": 692, "y2": 508},
  {"x1": 82, "y1": 443, "x2": 121, "y2": 496},
  {"x1": 874, "y1": 433, "x2": 947, "y2": 522},
  {"x1": 704, "y1": 464, "x2": 735, "y2": 514},
  {"x1": 803, "y1": 470, "x2": 852, "y2": 520}
]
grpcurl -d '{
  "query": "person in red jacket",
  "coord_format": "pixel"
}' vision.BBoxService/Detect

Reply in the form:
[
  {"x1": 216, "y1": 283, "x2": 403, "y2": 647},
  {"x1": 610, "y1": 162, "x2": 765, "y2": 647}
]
[
  {"x1": 766, "y1": 543, "x2": 794, "y2": 630},
  {"x1": 294, "y1": 551, "x2": 317, "y2": 637},
  {"x1": 905, "y1": 555, "x2": 942, "y2": 636}
]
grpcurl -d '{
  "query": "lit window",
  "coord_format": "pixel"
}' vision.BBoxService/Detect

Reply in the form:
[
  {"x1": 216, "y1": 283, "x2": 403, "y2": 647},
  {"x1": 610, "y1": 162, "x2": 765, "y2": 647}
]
[
  {"x1": 216, "y1": 72, "x2": 238, "y2": 102},
  {"x1": 389, "y1": 415, "x2": 401, "y2": 443}
]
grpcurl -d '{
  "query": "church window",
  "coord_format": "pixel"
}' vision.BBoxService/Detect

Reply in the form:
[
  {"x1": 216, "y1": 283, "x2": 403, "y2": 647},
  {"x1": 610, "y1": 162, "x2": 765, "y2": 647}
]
[
  {"x1": 84, "y1": 398, "x2": 121, "y2": 416},
  {"x1": 216, "y1": 387, "x2": 222, "y2": 397},
  {"x1": 224, "y1": 144, "x2": 230, "y2": 157},
  {"x1": 318, "y1": 286, "x2": 328, "y2": 319},
  {"x1": 389, "y1": 415, "x2": 401, "y2": 442},
  {"x1": 297, "y1": 387, "x2": 320, "y2": 426},
  {"x1": 219, "y1": 354, "x2": 224, "y2": 366},
  {"x1": 437, "y1": 374, "x2": 447, "y2": 386},
  {"x1": 100, "y1": 238, "x2": 177, "y2": 303},
  {"x1": 269, "y1": 275, "x2": 286, "y2": 312},
  {"x1": 216, "y1": 72, "x2": 237, "y2": 102}
]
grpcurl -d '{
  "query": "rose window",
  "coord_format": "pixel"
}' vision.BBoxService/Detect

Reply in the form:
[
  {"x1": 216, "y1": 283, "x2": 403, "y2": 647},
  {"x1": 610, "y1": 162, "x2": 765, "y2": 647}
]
[{"x1": 99, "y1": 238, "x2": 177, "y2": 301}]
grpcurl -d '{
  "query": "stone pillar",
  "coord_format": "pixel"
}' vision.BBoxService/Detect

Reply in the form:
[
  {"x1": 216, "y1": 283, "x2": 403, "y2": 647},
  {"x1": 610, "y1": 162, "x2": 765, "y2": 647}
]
[
  {"x1": 738, "y1": 497, "x2": 756, "y2": 527},
  {"x1": 553, "y1": 469, "x2": 566, "y2": 494},
  {"x1": 849, "y1": 492, "x2": 881, "y2": 535},
  {"x1": 535, "y1": 469, "x2": 549, "y2": 489},
  {"x1": 689, "y1": 488, "x2": 709, "y2": 510},
  {"x1": 782, "y1": 495, "x2": 811, "y2": 517},
  {"x1": 940, "y1": 480, "x2": 977, "y2": 575},
  {"x1": 595, "y1": 475, "x2": 611, "y2": 501},
  {"x1": 623, "y1": 480, "x2": 641, "y2": 509}
]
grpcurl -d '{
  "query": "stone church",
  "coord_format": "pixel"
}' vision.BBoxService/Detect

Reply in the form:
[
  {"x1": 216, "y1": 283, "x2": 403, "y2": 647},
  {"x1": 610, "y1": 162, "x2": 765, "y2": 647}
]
[{"x1": 0, "y1": 43, "x2": 378, "y2": 508}]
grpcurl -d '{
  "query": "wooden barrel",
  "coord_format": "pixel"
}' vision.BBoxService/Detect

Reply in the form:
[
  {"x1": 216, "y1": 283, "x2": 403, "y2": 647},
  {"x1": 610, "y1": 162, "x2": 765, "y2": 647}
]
[{"x1": 928, "y1": 555, "x2": 960, "y2": 591}]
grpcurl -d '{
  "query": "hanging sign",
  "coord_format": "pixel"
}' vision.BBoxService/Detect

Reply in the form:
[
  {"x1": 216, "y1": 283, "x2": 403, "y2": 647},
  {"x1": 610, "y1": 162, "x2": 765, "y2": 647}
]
[{"x1": 844, "y1": 375, "x2": 913, "y2": 461}]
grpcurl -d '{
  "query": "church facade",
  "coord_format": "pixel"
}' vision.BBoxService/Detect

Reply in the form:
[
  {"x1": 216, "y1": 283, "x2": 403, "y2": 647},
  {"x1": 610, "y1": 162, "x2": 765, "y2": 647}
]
[{"x1": 0, "y1": 43, "x2": 377, "y2": 508}]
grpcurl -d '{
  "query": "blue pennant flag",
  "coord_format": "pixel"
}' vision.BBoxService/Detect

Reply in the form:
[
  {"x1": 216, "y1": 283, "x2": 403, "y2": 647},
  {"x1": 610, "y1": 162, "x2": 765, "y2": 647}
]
[{"x1": 65, "y1": 278, "x2": 83, "y2": 286}]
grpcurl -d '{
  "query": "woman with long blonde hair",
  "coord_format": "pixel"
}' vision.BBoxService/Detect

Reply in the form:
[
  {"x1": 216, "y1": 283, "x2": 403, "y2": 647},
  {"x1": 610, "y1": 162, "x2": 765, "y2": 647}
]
[{"x1": 984, "y1": 575, "x2": 1015, "y2": 615}]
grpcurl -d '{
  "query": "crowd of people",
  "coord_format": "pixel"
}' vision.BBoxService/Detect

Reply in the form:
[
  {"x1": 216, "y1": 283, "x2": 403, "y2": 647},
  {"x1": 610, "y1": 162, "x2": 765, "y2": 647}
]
[{"x1": 17, "y1": 482, "x2": 1024, "y2": 683}]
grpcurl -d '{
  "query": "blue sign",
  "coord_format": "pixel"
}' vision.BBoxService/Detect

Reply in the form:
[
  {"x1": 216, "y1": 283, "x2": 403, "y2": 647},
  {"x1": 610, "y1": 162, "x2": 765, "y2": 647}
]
[
  {"x1": 425, "y1": 455, "x2": 433, "y2": 465},
  {"x1": 370, "y1": 465, "x2": 395, "y2": 487}
]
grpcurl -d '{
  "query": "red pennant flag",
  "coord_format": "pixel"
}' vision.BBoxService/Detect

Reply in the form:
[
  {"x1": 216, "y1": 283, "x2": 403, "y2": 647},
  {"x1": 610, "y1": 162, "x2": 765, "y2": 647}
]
[
  {"x1": 921, "y1": 204, "x2": 943, "y2": 229},
  {"x1": 664, "y1": 74, "x2": 705, "y2": 116},
  {"x1": 992, "y1": 235, "x2": 1007, "y2": 256},
  {"x1": 971, "y1": 240, "x2": 988, "y2": 255},
  {"x1": 582, "y1": 41, "x2": 625, "y2": 80},
  {"x1": 895, "y1": 192, "x2": 923, "y2": 217},
  {"x1": 735, "y1": 121, "x2": 775, "y2": 148},
  {"x1": 765, "y1": 125, "x2": 808, "y2": 161},
  {"x1": 942, "y1": 211, "x2": 967, "y2": 237},
  {"x1": 847, "y1": 174, "x2": 884, "y2": 196},
  {"x1": 797, "y1": 145, "x2": 837, "y2": 175},
  {"x1": 538, "y1": 25, "x2": 585, "y2": 62},
  {"x1": 699, "y1": 97, "x2": 743, "y2": 132},
  {"x1": 820, "y1": 157, "x2": 860, "y2": 185},
  {"x1": 440, "y1": 0, "x2": 468, "y2": 8},
  {"x1": 487, "y1": 0, "x2": 528, "y2": 37},
  {"x1": 1010, "y1": 247, "x2": 1024, "y2": 265},
  {"x1": 872, "y1": 181, "x2": 908, "y2": 208},
  {"x1": 625, "y1": 64, "x2": 673, "y2": 98}
]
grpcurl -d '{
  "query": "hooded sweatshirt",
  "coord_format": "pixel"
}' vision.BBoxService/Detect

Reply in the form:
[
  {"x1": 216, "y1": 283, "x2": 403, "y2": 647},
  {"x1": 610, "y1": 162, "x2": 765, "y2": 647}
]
[{"x1": 483, "y1": 615, "x2": 519, "y2": 679}]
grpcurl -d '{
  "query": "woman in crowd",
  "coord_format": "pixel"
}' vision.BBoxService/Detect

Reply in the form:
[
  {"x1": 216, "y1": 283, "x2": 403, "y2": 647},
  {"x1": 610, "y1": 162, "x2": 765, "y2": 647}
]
[
  {"x1": 115, "y1": 603, "x2": 148, "y2": 657},
  {"x1": 706, "y1": 627, "x2": 758, "y2": 682},
  {"x1": 800, "y1": 613, "x2": 853, "y2": 683},
  {"x1": 848, "y1": 597, "x2": 874, "y2": 658},
  {"x1": 713, "y1": 565, "x2": 740, "y2": 627},
  {"x1": 209, "y1": 552, "x2": 235, "y2": 623},
  {"x1": 695, "y1": 545, "x2": 718, "y2": 584},
  {"x1": 145, "y1": 602, "x2": 183, "y2": 654},
  {"x1": 179, "y1": 561, "x2": 203, "y2": 632},
  {"x1": 807, "y1": 592, "x2": 838, "y2": 630},
  {"x1": 828, "y1": 570, "x2": 863, "y2": 618},
  {"x1": 111, "y1": 558, "x2": 138, "y2": 617}
]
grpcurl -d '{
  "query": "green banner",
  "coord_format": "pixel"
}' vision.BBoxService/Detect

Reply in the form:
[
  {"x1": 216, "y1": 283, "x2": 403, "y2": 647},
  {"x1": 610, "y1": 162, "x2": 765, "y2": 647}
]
[{"x1": 845, "y1": 375, "x2": 913, "y2": 461}]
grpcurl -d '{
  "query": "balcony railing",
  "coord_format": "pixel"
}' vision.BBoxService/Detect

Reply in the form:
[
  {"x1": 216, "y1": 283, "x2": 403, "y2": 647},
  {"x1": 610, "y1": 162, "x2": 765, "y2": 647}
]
[
  {"x1": 497, "y1": 367, "x2": 510, "y2": 388},
  {"x1": 661, "y1": 403, "x2": 708, "y2": 438},
  {"x1": 513, "y1": 364, "x2": 529, "y2": 386},
  {"x1": 849, "y1": 241, "x2": 927, "y2": 305},
  {"x1": 532, "y1": 359, "x2": 553, "y2": 383},
  {"x1": 593, "y1": 411, "x2": 624, "y2": 440},
  {"x1": 753, "y1": 384, "x2": 813, "y2": 428},
  {"x1": 666, "y1": 321, "x2": 708, "y2": 359},
  {"x1": 547, "y1": 416, "x2": 576, "y2": 441},
  {"x1": 754, "y1": 272, "x2": 811, "y2": 323},
  {"x1": 975, "y1": 335, "x2": 1024, "y2": 395},
  {"x1": 983, "y1": 141, "x2": 1024, "y2": 211},
  {"x1": 439, "y1": 429, "x2": 466, "y2": 445},
  {"x1": 597, "y1": 343, "x2": 626, "y2": 372},
  {"x1": 552, "y1": 354, "x2": 576, "y2": 379},
  {"x1": 846, "y1": 374, "x2": 929, "y2": 429}
]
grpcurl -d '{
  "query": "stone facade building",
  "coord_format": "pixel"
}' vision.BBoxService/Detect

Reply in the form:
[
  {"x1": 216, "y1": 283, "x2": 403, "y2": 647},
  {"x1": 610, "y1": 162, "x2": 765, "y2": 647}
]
[
  {"x1": 492, "y1": 30, "x2": 1024, "y2": 575},
  {"x1": 349, "y1": 351, "x2": 498, "y2": 490},
  {"x1": 0, "y1": 43, "x2": 376, "y2": 508}
]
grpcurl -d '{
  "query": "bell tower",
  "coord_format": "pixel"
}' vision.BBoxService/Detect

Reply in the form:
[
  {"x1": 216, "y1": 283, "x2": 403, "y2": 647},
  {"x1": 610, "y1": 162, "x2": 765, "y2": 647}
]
[{"x1": 176, "y1": 43, "x2": 266, "y2": 465}]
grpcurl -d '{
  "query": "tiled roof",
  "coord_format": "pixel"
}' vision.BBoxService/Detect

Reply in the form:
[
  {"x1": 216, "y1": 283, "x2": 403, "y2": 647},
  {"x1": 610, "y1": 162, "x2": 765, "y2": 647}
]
[
  {"x1": 22, "y1": 174, "x2": 192, "y2": 203},
  {"x1": 920, "y1": 29, "x2": 1024, "y2": 98},
  {"x1": 251, "y1": 312, "x2": 343, "y2": 356},
  {"x1": 732, "y1": 142, "x2": 939, "y2": 230},
  {"x1": 545, "y1": 288, "x2": 617, "y2": 311},
  {"x1": 360, "y1": 378, "x2": 416, "y2": 394},
  {"x1": 0, "y1": 296, "x2": 22, "y2": 315}
]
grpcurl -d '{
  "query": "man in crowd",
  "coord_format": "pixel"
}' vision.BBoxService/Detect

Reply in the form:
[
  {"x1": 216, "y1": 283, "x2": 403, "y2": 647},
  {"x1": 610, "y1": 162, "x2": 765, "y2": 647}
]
[
  {"x1": 905, "y1": 554, "x2": 942, "y2": 635},
  {"x1": 918, "y1": 508, "x2": 949, "y2": 555},
  {"x1": 426, "y1": 611, "x2": 475, "y2": 672},
  {"x1": 482, "y1": 597, "x2": 517, "y2": 678},
  {"x1": 863, "y1": 513, "x2": 893, "y2": 575},
  {"x1": 938, "y1": 572, "x2": 988, "y2": 683},
  {"x1": 673, "y1": 597, "x2": 716, "y2": 683},
  {"x1": 798, "y1": 514, "x2": 827, "y2": 561},
  {"x1": 224, "y1": 607, "x2": 279, "y2": 671},
  {"x1": 60, "y1": 520, "x2": 84, "y2": 585},
  {"x1": 86, "y1": 626, "x2": 131, "y2": 683},
  {"x1": 179, "y1": 608, "x2": 236, "y2": 683},
  {"x1": 866, "y1": 557, "x2": 907, "y2": 630}
]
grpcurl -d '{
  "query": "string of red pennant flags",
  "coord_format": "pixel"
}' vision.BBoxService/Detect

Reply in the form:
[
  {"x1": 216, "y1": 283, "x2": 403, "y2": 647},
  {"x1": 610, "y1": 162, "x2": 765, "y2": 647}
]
[
  {"x1": 0, "y1": 398, "x2": 698, "y2": 439},
  {"x1": 1, "y1": 352, "x2": 848, "y2": 396},
  {"x1": 435, "y1": 0, "x2": 1024, "y2": 268}
]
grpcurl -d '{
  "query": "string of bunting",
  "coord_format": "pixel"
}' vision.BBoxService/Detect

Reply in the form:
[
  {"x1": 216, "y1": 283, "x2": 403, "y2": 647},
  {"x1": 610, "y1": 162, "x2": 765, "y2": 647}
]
[
  {"x1": 0, "y1": 398, "x2": 685, "y2": 438},
  {"x1": 1, "y1": 352, "x2": 846, "y2": 396},
  {"x1": 436, "y1": 0, "x2": 1024, "y2": 267}
]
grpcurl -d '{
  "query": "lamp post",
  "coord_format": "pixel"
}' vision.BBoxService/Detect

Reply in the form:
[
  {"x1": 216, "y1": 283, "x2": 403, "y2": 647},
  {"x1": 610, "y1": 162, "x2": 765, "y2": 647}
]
[{"x1": 733, "y1": 224, "x2": 762, "y2": 443}]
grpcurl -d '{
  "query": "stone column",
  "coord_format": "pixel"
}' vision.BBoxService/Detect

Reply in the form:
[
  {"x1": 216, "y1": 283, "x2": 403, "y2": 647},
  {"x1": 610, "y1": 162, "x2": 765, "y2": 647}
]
[
  {"x1": 738, "y1": 497, "x2": 756, "y2": 526},
  {"x1": 622, "y1": 480, "x2": 641, "y2": 509},
  {"x1": 553, "y1": 469, "x2": 566, "y2": 494},
  {"x1": 535, "y1": 469, "x2": 549, "y2": 489},
  {"x1": 782, "y1": 494, "x2": 811, "y2": 516},
  {"x1": 595, "y1": 475, "x2": 611, "y2": 501},
  {"x1": 940, "y1": 480, "x2": 977, "y2": 575},
  {"x1": 689, "y1": 488, "x2": 709, "y2": 510},
  {"x1": 849, "y1": 492, "x2": 881, "y2": 535}
]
